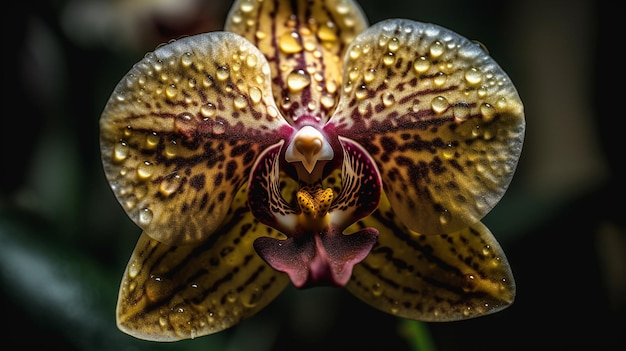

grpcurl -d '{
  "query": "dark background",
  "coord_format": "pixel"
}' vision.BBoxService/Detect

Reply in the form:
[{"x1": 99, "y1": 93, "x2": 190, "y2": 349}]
[{"x1": 2, "y1": 0, "x2": 623, "y2": 350}]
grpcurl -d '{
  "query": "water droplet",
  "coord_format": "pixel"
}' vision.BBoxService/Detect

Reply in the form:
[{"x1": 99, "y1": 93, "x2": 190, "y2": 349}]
[
  {"x1": 357, "y1": 101, "x2": 370, "y2": 115},
  {"x1": 216, "y1": 66, "x2": 230, "y2": 81},
  {"x1": 336, "y1": 1, "x2": 350, "y2": 14},
  {"x1": 279, "y1": 31, "x2": 303, "y2": 54},
  {"x1": 249, "y1": 86, "x2": 262, "y2": 104},
  {"x1": 439, "y1": 208, "x2": 451, "y2": 225},
  {"x1": 181, "y1": 52, "x2": 193, "y2": 67},
  {"x1": 159, "y1": 174, "x2": 181, "y2": 196},
  {"x1": 464, "y1": 67, "x2": 483, "y2": 85},
  {"x1": 363, "y1": 68, "x2": 376, "y2": 83},
  {"x1": 164, "y1": 140, "x2": 178, "y2": 158},
  {"x1": 371, "y1": 282, "x2": 384, "y2": 297},
  {"x1": 387, "y1": 37, "x2": 400, "y2": 52},
  {"x1": 233, "y1": 94, "x2": 247, "y2": 109},
  {"x1": 433, "y1": 71, "x2": 447, "y2": 86},
  {"x1": 317, "y1": 22, "x2": 337, "y2": 42},
  {"x1": 137, "y1": 161, "x2": 154, "y2": 180},
  {"x1": 226, "y1": 290, "x2": 238, "y2": 303},
  {"x1": 114, "y1": 141, "x2": 129, "y2": 161},
  {"x1": 429, "y1": 40, "x2": 445, "y2": 58},
  {"x1": 431, "y1": 96, "x2": 449, "y2": 114},
  {"x1": 168, "y1": 303, "x2": 192, "y2": 330},
  {"x1": 201, "y1": 103, "x2": 217, "y2": 117},
  {"x1": 413, "y1": 57, "x2": 431, "y2": 74},
  {"x1": 349, "y1": 44, "x2": 362, "y2": 59},
  {"x1": 139, "y1": 208, "x2": 153, "y2": 225},
  {"x1": 267, "y1": 105, "x2": 278, "y2": 118},
  {"x1": 453, "y1": 102, "x2": 470, "y2": 121},
  {"x1": 348, "y1": 66, "x2": 360, "y2": 81},
  {"x1": 382, "y1": 92, "x2": 395, "y2": 106},
  {"x1": 128, "y1": 260, "x2": 140, "y2": 278},
  {"x1": 382, "y1": 52, "x2": 395, "y2": 66},
  {"x1": 480, "y1": 103, "x2": 496, "y2": 121},
  {"x1": 355, "y1": 85, "x2": 368, "y2": 100},
  {"x1": 240, "y1": 0, "x2": 255, "y2": 13},
  {"x1": 326, "y1": 79, "x2": 338, "y2": 94},
  {"x1": 442, "y1": 142, "x2": 455, "y2": 159},
  {"x1": 286, "y1": 69, "x2": 311, "y2": 92},
  {"x1": 482, "y1": 245, "x2": 492, "y2": 256},
  {"x1": 321, "y1": 93, "x2": 335, "y2": 108},
  {"x1": 255, "y1": 30, "x2": 266, "y2": 40}
]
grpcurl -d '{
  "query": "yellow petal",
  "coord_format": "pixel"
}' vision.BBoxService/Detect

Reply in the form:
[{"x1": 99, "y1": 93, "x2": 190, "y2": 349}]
[
  {"x1": 100, "y1": 31, "x2": 288, "y2": 245},
  {"x1": 116, "y1": 186, "x2": 289, "y2": 341},
  {"x1": 329, "y1": 19, "x2": 525, "y2": 235},
  {"x1": 346, "y1": 193, "x2": 515, "y2": 321},
  {"x1": 225, "y1": 0, "x2": 368, "y2": 122}
]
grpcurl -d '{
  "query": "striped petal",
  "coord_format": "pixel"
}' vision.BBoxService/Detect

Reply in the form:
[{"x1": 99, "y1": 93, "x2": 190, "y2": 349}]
[
  {"x1": 100, "y1": 31, "x2": 290, "y2": 245},
  {"x1": 346, "y1": 194, "x2": 515, "y2": 321},
  {"x1": 116, "y1": 186, "x2": 289, "y2": 341},
  {"x1": 327, "y1": 19, "x2": 525, "y2": 235},
  {"x1": 225, "y1": 0, "x2": 368, "y2": 122}
]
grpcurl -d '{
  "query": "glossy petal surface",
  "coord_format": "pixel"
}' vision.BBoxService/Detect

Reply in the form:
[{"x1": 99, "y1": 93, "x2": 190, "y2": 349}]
[
  {"x1": 328, "y1": 19, "x2": 525, "y2": 235},
  {"x1": 116, "y1": 186, "x2": 289, "y2": 341},
  {"x1": 225, "y1": 0, "x2": 368, "y2": 122},
  {"x1": 346, "y1": 194, "x2": 515, "y2": 321},
  {"x1": 100, "y1": 32, "x2": 290, "y2": 245}
]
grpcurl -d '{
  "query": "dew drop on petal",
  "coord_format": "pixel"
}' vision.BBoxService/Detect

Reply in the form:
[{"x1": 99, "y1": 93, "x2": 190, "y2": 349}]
[
  {"x1": 216, "y1": 66, "x2": 230, "y2": 81},
  {"x1": 201, "y1": 103, "x2": 217, "y2": 117},
  {"x1": 382, "y1": 52, "x2": 395, "y2": 66},
  {"x1": 371, "y1": 282, "x2": 383, "y2": 297},
  {"x1": 249, "y1": 86, "x2": 262, "y2": 104},
  {"x1": 137, "y1": 161, "x2": 154, "y2": 180},
  {"x1": 113, "y1": 141, "x2": 129, "y2": 162},
  {"x1": 233, "y1": 94, "x2": 247, "y2": 109},
  {"x1": 286, "y1": 69, "x2": 311, "y2": 92},
  {"x1": 159, "y1": 174, "x2": 181, "y2": 196},
  {"x1": 438, "y1": 208, "x2": 451, "y2": 225},
  {"x1": 433, "y1": 72, "x2": 447, "y2": 86},
  {"x1": 464, "y1": 67, "x2": 483, "y2": 85},
  {"x1": 320, "y1": 93, "x2": 335, "y2": 108},
  {"x1": 363, "y1": 68, "x2": 376, "y2": 83},
  {"x1": 480, "y1": 103, "x2": 496, "y2": 121},
  {"x1": 429, "y1": 40, "x2": 445, "y2": 58},
  {"x1": 387, "y1": 37, "x2": 400, "y2": 52},
  {"x1": 138, "y1": 208, "x2": 153, "y2": 226},
  {"x1": 431, "y1": 96, "x2": 449, "y2": 114},
  {"x1": 382, "y1": 92, "x2": 395, "y2": 107},
  {"x1": 413, "y1": 57, "x2": 430, "y2": 74},
  {"x1": 453, "y1": 102, "x2": 470, "y2": 121},
  {"x1": 181, "y1": 52, "x2": 193, "y2": 67},
  {"x1": 279, "y1": 32, "x2": 303, "y2": 54}
]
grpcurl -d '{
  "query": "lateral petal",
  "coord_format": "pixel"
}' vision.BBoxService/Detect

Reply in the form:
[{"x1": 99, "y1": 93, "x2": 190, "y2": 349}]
[
  {"x1": 328, "y1": 19, "x2": 525, "y2": 235},
  {"x1": 100, "y1": 31, "x2": 289, "y2": 245}
]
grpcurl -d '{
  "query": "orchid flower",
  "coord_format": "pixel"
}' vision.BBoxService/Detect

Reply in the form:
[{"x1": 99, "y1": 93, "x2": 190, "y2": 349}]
[{"x1": 100, "y1": 0, "x2": 525, "y2": 341}]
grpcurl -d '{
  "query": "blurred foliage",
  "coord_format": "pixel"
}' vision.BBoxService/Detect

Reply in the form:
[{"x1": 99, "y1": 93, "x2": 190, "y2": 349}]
[{"x1": 2, "y1": 0, "x2": 623, "y2": 350}]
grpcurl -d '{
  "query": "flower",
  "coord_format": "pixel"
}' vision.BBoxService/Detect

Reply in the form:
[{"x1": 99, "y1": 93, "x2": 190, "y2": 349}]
[{"x1": 99, "y1": 0, "x2": 525, "y2": 342}]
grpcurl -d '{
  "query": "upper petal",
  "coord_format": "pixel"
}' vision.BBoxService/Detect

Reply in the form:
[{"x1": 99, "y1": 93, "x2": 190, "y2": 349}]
[
  {"x1": 327, "y1": 19, "x2": 525, "y2": 235},
  {"x1": 100, "y1": 31, "x2": 290, "y2": 245},
  {"x1": 225, "y1": 0, "x2": 368, "y2": 122}
]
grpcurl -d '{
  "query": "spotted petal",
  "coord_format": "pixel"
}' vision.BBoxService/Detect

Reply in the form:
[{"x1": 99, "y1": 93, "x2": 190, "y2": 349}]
[
  {"x1": 116, "y1": 186, "x2": 290, "y2": 341},
  {"x1": 346, "y1": 194, "x2": 515, "y2": 321},
  {"x1": 225, "y1": 0, "x2": 368, "y2": 121},
  {"x1": 100, "y1": 31, "x2": 290, "y2": 245},
  {"x1": 328, "y1": 19, "x2": 525, "y2": 235}
]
